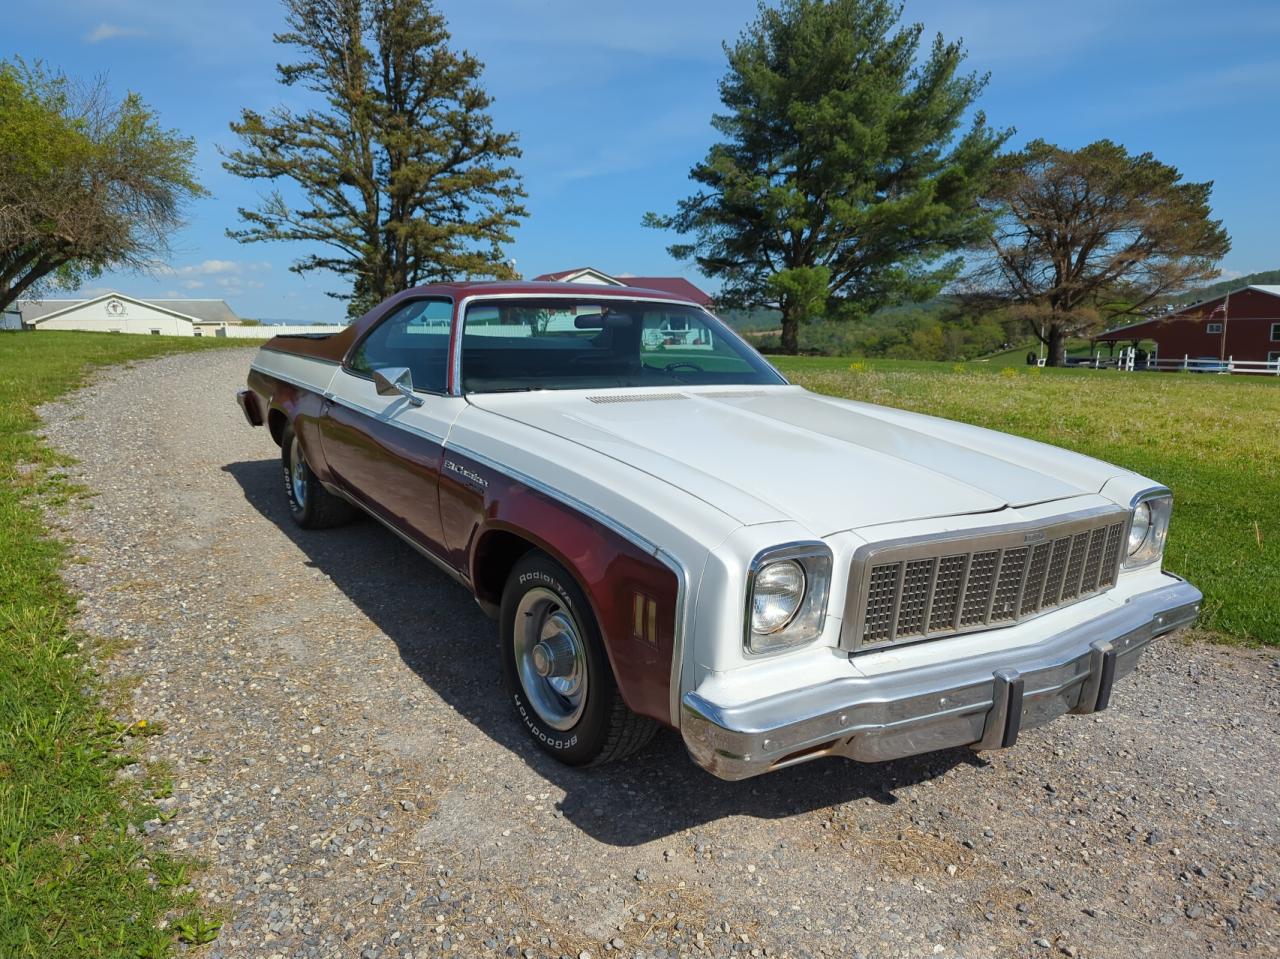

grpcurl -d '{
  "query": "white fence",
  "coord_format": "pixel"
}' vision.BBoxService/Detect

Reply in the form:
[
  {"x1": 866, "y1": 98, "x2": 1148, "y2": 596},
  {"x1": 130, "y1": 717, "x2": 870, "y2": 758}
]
[
  {"x1": 215, "y1": 324, "x2": 343, "y2": 339},
  {"x1": 1080, "y1": 347, "x2": 1280, "y2": 376}
]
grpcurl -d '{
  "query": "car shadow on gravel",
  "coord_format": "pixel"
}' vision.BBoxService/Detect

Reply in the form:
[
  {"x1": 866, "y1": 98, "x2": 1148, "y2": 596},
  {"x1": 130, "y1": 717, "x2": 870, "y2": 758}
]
[{"x1": 225, "y1": 458, "x2": 982, "y2": 846}]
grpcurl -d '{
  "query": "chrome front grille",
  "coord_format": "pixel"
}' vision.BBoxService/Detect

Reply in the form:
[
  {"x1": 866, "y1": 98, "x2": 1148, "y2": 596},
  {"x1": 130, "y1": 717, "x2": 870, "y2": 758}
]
[{"x1": 844, "y1": 508, "x2": 1128, "y2": 652}]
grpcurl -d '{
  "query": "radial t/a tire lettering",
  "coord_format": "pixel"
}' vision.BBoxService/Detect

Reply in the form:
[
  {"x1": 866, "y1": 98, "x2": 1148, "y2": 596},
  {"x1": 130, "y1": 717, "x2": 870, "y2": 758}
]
[{"x1": 499, "y1": 551, "x2": 657, "y2": 766}]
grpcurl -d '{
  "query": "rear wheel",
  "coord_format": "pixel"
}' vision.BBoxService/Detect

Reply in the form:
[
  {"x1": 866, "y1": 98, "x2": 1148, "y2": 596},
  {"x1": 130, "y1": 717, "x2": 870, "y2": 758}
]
[
  {"x1": 280, "y1": 423, "x2": 356, "y2": 529},
  {"x1": 500, "y1": 552, "x2": 657, "y2": 766}
]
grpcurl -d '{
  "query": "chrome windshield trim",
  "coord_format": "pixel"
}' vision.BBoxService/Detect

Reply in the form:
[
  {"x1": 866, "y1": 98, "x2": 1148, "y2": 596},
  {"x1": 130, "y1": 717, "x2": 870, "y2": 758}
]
[{"x1": 450, "y1": 291, "x2": 787, "y2": 396}]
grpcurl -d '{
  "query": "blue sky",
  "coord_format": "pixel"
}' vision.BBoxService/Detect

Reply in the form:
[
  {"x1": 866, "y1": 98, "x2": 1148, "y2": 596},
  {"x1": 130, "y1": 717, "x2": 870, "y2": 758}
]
[{"x1": 10, "y1": 0, "x2": 1280, "y2": 322}]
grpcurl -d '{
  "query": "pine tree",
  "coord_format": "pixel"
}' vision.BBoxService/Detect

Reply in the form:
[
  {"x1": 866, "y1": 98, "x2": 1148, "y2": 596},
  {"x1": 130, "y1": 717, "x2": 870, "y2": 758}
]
[
  {"x1": 224, "y1": 0, "x2": 526, "y2": 318},
  {"x1": 645, "y1": 0, "x2": 1007, "y2": 353}
]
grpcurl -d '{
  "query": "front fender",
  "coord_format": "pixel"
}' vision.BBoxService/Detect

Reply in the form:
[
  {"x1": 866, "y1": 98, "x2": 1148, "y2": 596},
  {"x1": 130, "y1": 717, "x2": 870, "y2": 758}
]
[{"x1": 442, "y1": 453, "x2": 681, "y2": 727}]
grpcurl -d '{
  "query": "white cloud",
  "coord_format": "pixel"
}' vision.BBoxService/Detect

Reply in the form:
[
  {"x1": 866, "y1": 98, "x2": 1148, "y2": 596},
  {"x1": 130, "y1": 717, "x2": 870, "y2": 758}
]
[
  {"x1": 147, "y1": 258, "x2": 271, "y2": 296},
  {"x1": 156, "y1": 258, "x2": 271, "y2": 278},
  {"x1": 85, "y1": 22, "x2": 144, "y2": 43}
]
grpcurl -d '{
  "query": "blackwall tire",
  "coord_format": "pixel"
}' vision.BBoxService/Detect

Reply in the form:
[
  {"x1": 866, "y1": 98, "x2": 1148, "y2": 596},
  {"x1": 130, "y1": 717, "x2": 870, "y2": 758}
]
[
  {"x1": 280, "y1": 423, "x2": 357, "y2": 530},
  {"x1": 499, "y1": 551, "x2": 657, "y2": 766}
]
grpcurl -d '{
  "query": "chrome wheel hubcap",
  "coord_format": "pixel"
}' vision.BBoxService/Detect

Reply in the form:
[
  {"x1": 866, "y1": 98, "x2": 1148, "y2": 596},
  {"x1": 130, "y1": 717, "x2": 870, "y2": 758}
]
[
  {"x1": 514, "y1": 587, "x2": 586, "y2": 731},
  {"x1": 290, "y1": 436, "x2": 307, "y2": 507}
]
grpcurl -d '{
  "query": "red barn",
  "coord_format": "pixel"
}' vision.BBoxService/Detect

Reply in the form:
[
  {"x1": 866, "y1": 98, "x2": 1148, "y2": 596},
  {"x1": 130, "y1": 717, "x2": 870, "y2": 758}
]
[{"x1": 1095, "y1": 284, "x2": 1280, "y2": 365}]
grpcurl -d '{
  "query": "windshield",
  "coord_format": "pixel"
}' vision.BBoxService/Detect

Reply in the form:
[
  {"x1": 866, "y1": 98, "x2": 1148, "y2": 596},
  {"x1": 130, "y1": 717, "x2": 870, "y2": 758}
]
[{"x1": 460, "y1": 298, "x2": 784, "y2": 393}]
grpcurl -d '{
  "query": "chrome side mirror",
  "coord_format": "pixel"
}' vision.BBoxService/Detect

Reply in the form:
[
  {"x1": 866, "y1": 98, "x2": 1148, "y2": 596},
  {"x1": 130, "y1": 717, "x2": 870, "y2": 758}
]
[{"x1": 372, "y1": 367, "x2": 424, "y2": 406}]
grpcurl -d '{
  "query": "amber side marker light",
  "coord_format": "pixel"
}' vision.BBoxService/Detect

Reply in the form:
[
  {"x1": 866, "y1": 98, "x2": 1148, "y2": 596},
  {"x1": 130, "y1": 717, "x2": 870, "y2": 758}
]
[{"x1": 632, "y1": 592, "x2": 658, "y2": 646}]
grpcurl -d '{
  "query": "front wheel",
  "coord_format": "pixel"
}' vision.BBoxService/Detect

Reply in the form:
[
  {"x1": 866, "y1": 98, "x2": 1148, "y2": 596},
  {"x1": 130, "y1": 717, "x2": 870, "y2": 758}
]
[
  {"x1": 499, "y1": 552, "x2": 657, "y2": 766},
  {"x1": 280, "y1": 423, "x2": 356, "y2": 529}
]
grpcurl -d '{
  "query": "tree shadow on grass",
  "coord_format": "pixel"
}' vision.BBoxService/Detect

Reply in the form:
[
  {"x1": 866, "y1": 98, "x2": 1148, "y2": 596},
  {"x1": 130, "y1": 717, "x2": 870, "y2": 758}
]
[{"x1": 223, "y1": 457, "x2": 982, "y2": 847}]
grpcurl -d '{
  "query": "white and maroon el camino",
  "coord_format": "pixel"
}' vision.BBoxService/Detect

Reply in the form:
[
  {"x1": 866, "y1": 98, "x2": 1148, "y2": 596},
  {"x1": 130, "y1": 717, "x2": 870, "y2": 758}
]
[{"x1": 237, "y1": 281, "x2": 1201, "y2": 780}]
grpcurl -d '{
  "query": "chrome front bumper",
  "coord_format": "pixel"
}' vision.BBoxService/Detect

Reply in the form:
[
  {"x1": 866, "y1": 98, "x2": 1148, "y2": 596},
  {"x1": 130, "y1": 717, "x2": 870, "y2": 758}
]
[{"x1": 681, "y1": 577, "x2": 1202, "y2": 780}]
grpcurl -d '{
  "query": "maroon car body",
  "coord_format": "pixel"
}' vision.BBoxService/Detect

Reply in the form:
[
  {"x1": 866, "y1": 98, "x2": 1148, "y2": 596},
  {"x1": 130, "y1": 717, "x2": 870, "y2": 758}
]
[{"x1": 240, "y1": 282, "x2": 695, "y2": 732}]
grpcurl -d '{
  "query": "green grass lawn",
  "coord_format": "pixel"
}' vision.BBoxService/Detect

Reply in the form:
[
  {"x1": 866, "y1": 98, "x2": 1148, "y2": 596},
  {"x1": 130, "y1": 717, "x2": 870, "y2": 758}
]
[
  {"x1": 0, "y1": 331, "x2": 257, "y2": 958},
  {"x1": 774, "y1": 356, "x2": 1280, "y2": 646}
]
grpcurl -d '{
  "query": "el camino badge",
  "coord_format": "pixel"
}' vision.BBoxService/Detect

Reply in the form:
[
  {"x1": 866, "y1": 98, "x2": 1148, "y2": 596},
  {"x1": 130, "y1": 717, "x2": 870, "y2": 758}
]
[
  {"x1": 1023, "y1": 531, "x2": 1046, "y2": 544},
  {"x1": 444, "y1": 459, "x2": 488, "y2": 489}
]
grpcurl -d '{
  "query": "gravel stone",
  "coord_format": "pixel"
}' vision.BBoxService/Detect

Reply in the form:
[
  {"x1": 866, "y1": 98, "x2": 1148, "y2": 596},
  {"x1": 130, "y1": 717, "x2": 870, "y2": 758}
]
[{"x1": 34, "y1": 349, "x2": 1280, "y2": 959}]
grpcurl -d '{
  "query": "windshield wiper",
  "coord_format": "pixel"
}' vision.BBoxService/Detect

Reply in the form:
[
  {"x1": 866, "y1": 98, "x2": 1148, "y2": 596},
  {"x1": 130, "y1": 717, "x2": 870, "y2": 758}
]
[{"x1": 640, "y1": 363, "x2": 689, "y2": 381}]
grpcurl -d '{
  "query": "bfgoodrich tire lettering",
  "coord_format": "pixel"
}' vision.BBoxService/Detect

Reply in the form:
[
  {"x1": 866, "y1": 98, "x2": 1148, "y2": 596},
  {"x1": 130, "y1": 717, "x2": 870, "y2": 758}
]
[
  {"x1": 500, "y1": 552, "x2": 657, "y2": 766},
  {"x1": 280, "y1": 423, "x2": 356, "y2": 530}
]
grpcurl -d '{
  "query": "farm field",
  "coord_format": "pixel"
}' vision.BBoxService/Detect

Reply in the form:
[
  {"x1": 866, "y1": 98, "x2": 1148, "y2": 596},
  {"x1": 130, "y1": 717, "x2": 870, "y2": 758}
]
[{"x1": 775, "y1": 355, "x2": 1280, "y2": 645}]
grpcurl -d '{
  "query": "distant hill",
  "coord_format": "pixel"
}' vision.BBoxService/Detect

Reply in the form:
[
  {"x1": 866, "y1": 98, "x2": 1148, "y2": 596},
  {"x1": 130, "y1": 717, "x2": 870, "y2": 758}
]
[
  {"x1": 717, "y1": 308, "x2": 781, "y2": 332},
  {"x1": 718, "y1": 297, "x2": 956, "y2": 333},
  {"x1": 1166, "y1": 269, "x2": 1280, "y2": 306}
]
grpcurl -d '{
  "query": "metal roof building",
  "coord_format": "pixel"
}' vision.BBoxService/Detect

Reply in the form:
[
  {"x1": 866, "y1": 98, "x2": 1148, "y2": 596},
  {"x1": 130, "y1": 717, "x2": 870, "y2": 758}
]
[
  {"x1": 1094, "y1": 285, "x2": 1280, "y2": 365},
  {"x1": 15, "y1": 291, "x2": 244, "y2": 336}
]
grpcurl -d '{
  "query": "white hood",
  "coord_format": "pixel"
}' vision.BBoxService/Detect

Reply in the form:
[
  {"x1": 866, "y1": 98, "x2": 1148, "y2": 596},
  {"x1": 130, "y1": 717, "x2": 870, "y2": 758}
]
[{"x1": 467, "y1": 385, "x2": 1127, "y2": 535}]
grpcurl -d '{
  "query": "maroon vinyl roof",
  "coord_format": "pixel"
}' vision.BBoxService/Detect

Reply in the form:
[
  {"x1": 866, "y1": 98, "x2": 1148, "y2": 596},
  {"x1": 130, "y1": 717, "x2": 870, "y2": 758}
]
[{"x1": 402, "y1": 280, "x2": 701, "y2": 303}]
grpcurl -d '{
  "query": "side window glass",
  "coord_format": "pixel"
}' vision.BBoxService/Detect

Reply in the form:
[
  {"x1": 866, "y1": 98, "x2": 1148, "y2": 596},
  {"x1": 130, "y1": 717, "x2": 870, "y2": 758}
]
[{"x1": 349, "y1": 299, "x2": 452, "y2": 392}]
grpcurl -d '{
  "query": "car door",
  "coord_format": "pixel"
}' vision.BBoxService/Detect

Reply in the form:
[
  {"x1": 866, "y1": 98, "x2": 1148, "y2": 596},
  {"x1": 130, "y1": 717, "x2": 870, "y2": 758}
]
[{"x1": 318, "y1": 297, "x2": 466, "y2": 559}]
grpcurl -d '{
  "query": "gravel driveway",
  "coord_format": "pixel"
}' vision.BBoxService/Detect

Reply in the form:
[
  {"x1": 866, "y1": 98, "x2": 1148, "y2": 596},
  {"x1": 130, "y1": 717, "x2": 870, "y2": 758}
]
[{"x1": 38, "y1": 349, "x2": 1279, "y2": 959}]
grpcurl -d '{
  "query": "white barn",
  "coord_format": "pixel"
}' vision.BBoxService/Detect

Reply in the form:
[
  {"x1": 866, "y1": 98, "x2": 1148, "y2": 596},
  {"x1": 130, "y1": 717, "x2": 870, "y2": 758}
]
[
  {"x1": 17, "y1": 292, "x2": 243, "y2": 336},
  {"x1": 13, "y1": 291, "x2": 341, "y2": 338}
]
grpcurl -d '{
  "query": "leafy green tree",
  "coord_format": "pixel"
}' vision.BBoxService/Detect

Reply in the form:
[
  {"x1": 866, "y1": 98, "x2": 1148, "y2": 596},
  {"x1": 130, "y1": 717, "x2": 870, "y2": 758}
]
[
  {"x1": 969, "y1": 139, "x2": 1231, "y2": 365},
  {"x1": 645, "y1": 0, "x2": 1007, "y2": 353},
  {"x1": 224, "y1": 0, "x2": 526, "y2": 318},
  {"x1": 0, "y1": 59, "x2": 204, "y2": 314}
]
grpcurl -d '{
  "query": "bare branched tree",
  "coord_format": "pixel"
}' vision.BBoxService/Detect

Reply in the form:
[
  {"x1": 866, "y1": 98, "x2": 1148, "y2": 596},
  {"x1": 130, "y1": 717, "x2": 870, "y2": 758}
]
[{"x1": 966, "y1": 139, "x2": 1230, "y2": 365}]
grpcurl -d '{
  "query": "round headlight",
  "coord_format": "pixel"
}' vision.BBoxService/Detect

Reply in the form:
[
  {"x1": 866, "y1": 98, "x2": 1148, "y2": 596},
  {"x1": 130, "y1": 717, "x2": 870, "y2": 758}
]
[
  {"x1": 751, "y1": 560, "x2": 806, "y2": 634},
  {"x1": 1128, "y1": 501, "x2": 1152, "y2": 556}
]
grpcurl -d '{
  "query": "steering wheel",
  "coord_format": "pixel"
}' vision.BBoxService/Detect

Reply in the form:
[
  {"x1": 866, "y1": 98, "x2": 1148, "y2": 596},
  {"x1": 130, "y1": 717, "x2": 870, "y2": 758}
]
[{"x1": 664, "y1": 361, "x2": 704, "y2": 374}]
